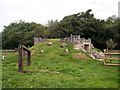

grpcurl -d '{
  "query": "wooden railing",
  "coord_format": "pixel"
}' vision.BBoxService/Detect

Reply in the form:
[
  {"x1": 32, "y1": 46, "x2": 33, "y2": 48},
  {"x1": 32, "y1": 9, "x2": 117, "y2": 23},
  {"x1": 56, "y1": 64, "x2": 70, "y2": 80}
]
[
  {"x1": 104, "y1": 49, "x2": 120, "y2": 66},
  {"x1": 0, "y1": 49, "x2": 16, "y2": 55}
]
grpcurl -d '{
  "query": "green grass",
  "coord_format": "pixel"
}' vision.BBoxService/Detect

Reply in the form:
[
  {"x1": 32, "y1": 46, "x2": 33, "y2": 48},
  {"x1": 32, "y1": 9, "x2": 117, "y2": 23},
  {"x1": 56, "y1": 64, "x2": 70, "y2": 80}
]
[
  {"x1": 106, "y1": 54, "x2": 120, "y2": 57},
  {"x1": 47, "y1": 38, "x2": 60, "y2": 40},
  {"x1": 2, "y1": 41, "x2": 119, "y2": 88},
  {"x1": 92, "y1": 48, "x2": 102, "y2": 52}
]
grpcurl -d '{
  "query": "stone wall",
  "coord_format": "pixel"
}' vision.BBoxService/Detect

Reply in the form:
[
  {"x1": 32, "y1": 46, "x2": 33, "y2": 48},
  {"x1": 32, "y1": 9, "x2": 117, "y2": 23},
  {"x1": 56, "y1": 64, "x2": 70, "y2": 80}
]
[
  {"x1": 60, "y1": 34, "x2": 91, "y2": 45},
  {"x1": 34, "y1": 37, "x2": 47, "y2": 45},
  {"x1": 33, "y1": 35, "x2": 105, "y2": 59},
  {"x1": 60, "y1": 34, "x2": 93, "y2": 52},
  {"x1": 60, "y1": 34, "x2": 105, "y2": 59}
]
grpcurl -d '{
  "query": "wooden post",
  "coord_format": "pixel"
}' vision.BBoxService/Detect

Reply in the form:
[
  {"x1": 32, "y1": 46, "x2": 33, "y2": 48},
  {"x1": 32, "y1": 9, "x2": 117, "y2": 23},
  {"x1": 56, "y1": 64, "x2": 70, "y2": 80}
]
[
  {"x1": 18, "y1": 45, "x2": 24, "y2": 72},
  {"x1": 104, "y1": 53, "x2": 106, "y2": 64},
  {"x1": 27, "y1": 51, "x2": 31, "y2": 66}
]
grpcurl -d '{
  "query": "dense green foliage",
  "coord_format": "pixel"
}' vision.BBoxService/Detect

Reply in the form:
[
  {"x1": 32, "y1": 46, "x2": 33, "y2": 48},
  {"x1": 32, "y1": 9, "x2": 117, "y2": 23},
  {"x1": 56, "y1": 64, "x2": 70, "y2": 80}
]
[
  {"x1": 2, "y1": 9, "x2": 120, "y2": 50},
  {"x1": 105, "y1": 38, "x2": 117, "y2": 50},
  {"x1": 2, "y1": 20, "x2": 47, "y2": 49},
  {"x1": 2, "y1": 41, "x2": 118, "y2": 88}
]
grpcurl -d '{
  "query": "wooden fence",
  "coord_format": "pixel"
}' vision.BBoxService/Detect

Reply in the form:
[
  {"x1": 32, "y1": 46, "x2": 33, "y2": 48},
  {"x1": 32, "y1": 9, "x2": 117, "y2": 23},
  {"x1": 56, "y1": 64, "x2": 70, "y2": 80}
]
[
  {"x1": 104, "y1": 49, "x2": 120, "y2": 66},
  {"x1": 0, "y1": 49, "x2": 17, "y2": 55}
]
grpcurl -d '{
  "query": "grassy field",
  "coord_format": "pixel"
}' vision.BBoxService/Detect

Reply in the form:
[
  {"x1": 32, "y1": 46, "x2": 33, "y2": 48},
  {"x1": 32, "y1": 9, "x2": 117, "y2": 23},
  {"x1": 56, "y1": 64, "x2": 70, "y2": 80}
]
[{"x1": 2, "y1": 41, "x2": 119, "y2": 88}]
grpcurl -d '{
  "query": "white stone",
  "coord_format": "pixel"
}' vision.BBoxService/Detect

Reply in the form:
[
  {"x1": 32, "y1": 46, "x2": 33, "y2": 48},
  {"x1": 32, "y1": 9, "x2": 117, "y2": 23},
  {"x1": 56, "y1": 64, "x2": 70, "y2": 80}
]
[
  {"x1": 64, "y1": 49, "x2": 68, "y2": 53},
  {"x1": 60, "y1": 43, "x2": 67, "y2": 48},
  {"x1": 48, "y1": 42, "x2": 53, "y2": 46},
  {"x1": 89, "y1": 54, "x2": 96, "y2": 59},
  {"x1": 40, "y1": 50, "x2": 44, "y2": 54},
  {"x1": 2, "y1": 55, "x2": 6, "y2": 59}
]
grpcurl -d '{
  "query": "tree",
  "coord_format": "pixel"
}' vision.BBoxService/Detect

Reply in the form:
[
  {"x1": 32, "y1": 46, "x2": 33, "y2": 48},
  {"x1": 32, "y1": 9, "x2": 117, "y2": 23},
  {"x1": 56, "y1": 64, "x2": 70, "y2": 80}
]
[
  {"x1": 105, "y1": 38, "x2": 117, "y2": 50},
  {"x1": 2, "y1": 10, "x2": 120, "y2": 50},
  {"x1": 114, "y1": 34, "x2": 120, "y2": 49},
  {"x1": 2, "y1": 20, "x2": 46, "y2": 49},
  {"x1": 46, "y1": 20, "x2": 61, "y2": 38}
]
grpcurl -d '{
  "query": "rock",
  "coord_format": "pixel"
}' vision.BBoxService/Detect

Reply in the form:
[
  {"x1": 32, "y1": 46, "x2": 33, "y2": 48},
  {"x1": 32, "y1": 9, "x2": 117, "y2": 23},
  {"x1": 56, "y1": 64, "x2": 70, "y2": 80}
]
[
  {"x1": 2, "y1": 55, "x2": 6, "y2": 59},
  {"x1": 74, "y1": 47, "x2": 80, "y2": 50},
  {"x1": 31, "y1": 50, "x2": 36, "y2": 55},
  {"x1": 64, "y1": 49, "x2": 68, "y2": 53},
  {"x1": 91, "y1": 49, "x2": 105, "y2": 59},
  {"x1": 82, "y1": 49, "x2": 86, "y2": 52},
  {"x1": 93, "y1": 54, "x2": 98, "y2": 59},
  {"x1": 23, "y1": 51, "x2": 27, "y2": 55},
  {"x1": 98, "y1": 59, "x2": 104, "y2": 61},
  {"x1": 40, "y1": 50, "x2": 45, "y2": 54},
  {"x1": 60, "y1": 43, "x2": 67, "y2": 48},
  {"x1": 73, "y1": 44, "x2": 80, "y2": 50},
  {"x1": 48, "y1": 42, "x2": 53, "y2": 46},
  {"x1": 89, "y1": 54, "x2": 96, "y2": 59},
  {"x1": 97, "y1": 52, "x2": 105, "y2": 59}
]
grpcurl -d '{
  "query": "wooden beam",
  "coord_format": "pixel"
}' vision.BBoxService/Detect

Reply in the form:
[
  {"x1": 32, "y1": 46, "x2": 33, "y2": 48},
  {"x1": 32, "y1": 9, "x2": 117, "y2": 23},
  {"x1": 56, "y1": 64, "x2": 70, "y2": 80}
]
[
  {"x1": 105, "y1": 58, "x2": 120, "y2": 60},
  {"x1": 109, "y1": 61, "x2": 120, "y2": 63},
  {"x1": 0, "y1": 50, "x2": 15, "y2": 51},
  {"x1": 104, "y1": 53, "x2": 120, "y2": 55},
  {"x1": 22, "y1": 45, "x2": 31, "y2": 52},
  {"x1": 104, "y1": 63, "x2": 120, "y2": 66},
  {"x1": 2, "y1": 53, "x2": 17, "y2": 54},
  {"x1": 23, "y1": 70, "x2": 60, "y2": 73}
]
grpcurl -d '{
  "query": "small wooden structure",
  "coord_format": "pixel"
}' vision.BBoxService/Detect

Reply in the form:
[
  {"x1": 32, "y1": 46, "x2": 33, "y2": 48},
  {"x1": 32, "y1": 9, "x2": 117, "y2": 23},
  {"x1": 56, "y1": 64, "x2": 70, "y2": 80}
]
[
  {"x1": 104, "y1": 49, "x2": 120, "y2": 66},
  {"x1": 18, "y1": 45, "x2": 31, "y2": 72},
  {"x1": 17, "y1": 45, "x2": 59, "y2": 73}
]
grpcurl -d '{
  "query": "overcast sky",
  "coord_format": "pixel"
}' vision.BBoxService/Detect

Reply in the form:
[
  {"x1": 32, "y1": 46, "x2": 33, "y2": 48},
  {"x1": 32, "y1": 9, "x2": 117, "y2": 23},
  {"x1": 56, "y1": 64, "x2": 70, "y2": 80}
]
[{"x1": 0, "y1": 0, "x2": 119, "y2": 32}]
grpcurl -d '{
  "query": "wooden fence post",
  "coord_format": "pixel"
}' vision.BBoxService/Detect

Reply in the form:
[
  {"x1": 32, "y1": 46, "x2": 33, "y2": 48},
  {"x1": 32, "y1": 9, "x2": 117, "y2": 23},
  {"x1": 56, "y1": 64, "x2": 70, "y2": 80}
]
[
  {"x1": 18, "y1": 45, "x2": 24, "y2": 72},
  {"x1": 27, "y1": 51, "x2": 31, "y2": 66}
]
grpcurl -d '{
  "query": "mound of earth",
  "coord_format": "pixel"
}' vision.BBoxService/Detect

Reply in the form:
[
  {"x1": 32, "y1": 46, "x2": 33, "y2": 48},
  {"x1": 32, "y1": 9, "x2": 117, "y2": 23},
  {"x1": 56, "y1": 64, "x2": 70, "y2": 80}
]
[{"x1": 73, "y1": 53, "x2": 90, "y2": 61}]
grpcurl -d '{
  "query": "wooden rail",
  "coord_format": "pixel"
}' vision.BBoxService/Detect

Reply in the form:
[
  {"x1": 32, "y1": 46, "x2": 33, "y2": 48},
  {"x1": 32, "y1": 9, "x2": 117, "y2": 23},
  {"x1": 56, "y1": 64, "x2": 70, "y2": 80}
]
[
  {"x1": 105, "y1": 58, "x2": 119, "y2": 60},
  {"x1": 1, "y1": 49, "x2": 17, "y2": 55},
  {"x1": 23, "y1": 70, "x2": 60, "y2": 73},
  {"x1": 2, "y1": 53, "x2": 16, "y2": 54},
  {"x1": 0, "y1": 50, "x2": 15, "y2": 51},
  {"x1": 104, "y1": 53, "x2": 120, "y2": 55}
]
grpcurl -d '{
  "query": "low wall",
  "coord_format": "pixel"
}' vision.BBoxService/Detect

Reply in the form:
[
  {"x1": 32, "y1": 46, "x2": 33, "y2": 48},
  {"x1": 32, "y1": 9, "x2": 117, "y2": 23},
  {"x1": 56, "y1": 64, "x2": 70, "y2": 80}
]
[
  {"x1": 59, "y1": 34, "x2": 91, "y2": 45},
  {"x1": 34, "y1": 37, "x2": 47, "y2": 45}
]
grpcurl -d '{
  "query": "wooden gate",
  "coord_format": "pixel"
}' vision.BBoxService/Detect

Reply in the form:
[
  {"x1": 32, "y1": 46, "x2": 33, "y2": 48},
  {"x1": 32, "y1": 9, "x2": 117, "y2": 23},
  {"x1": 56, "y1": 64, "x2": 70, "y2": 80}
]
[
  {"x1": 104, "y1": 49, "x2": 120, "y2": 66},
  {"x1": 17, "y1": 45, "x2": 59, "y2": 73}
]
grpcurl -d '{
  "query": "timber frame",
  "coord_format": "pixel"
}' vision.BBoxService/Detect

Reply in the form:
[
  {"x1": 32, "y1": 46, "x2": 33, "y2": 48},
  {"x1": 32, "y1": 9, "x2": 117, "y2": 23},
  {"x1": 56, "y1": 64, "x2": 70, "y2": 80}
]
[
  {"x1": 18, "y1": 45, "x2": 31, "y2": 72},
  {"x1": 17, "y1": 45, "x2": 59, "y2": 73}
]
